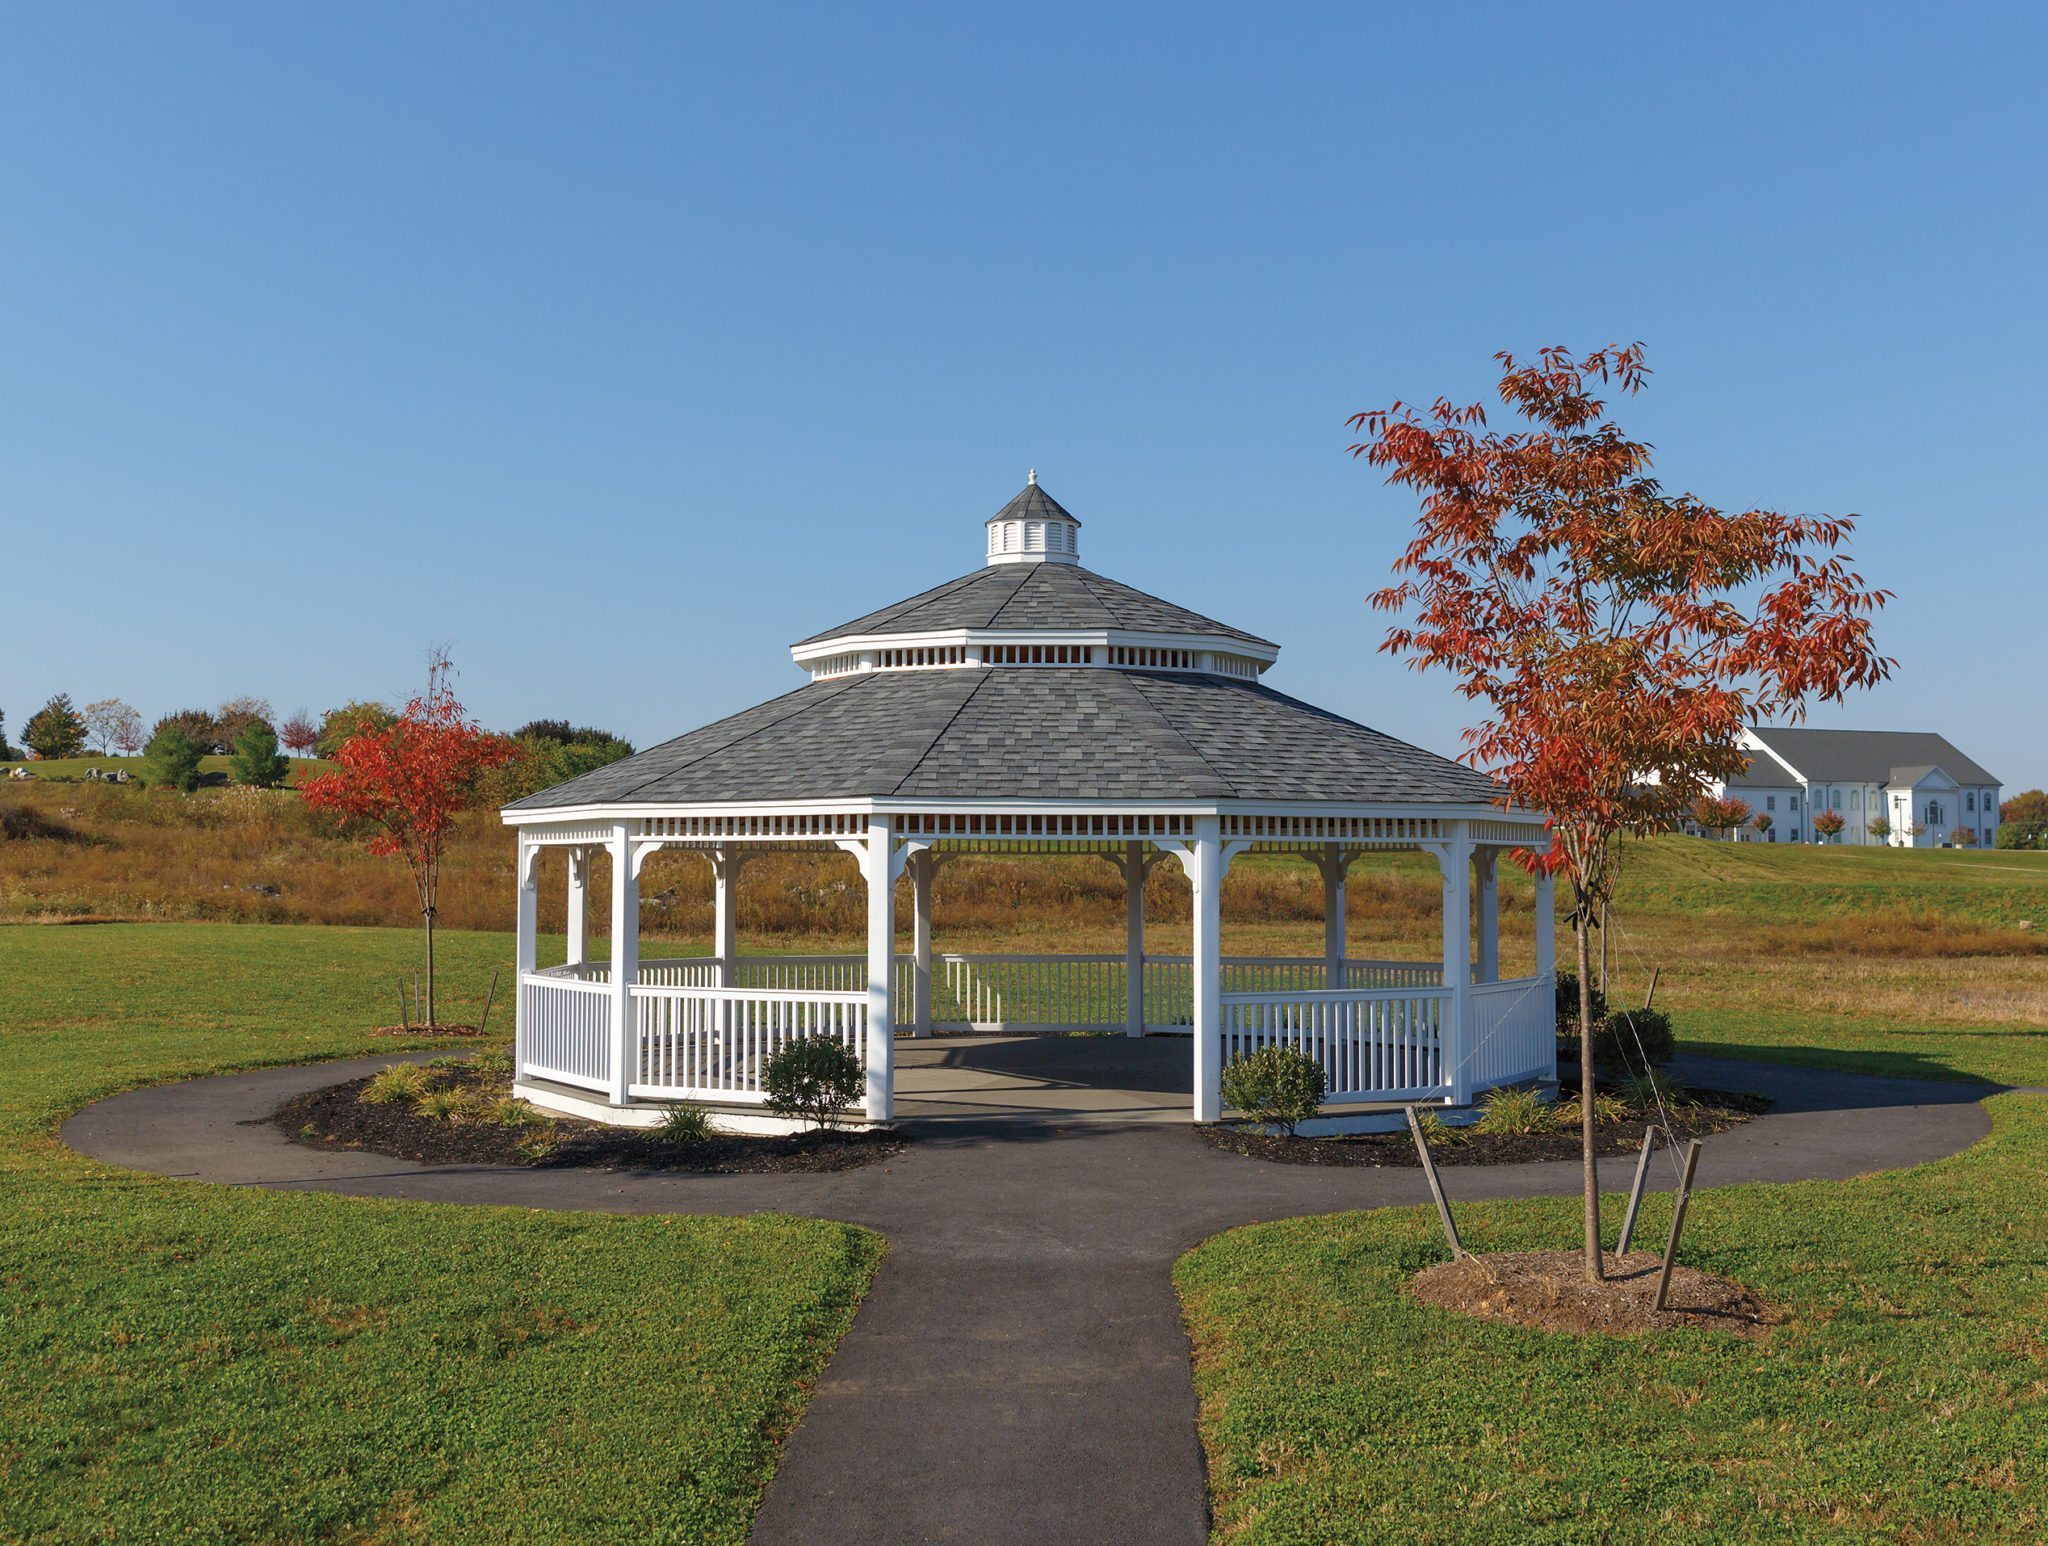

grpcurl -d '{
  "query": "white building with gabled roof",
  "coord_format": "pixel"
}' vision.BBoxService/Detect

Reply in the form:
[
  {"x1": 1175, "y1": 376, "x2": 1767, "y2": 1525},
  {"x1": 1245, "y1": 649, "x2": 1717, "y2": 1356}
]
[{"x1": 1702, "y1": 727, "x2": 2001, "y2": 847}]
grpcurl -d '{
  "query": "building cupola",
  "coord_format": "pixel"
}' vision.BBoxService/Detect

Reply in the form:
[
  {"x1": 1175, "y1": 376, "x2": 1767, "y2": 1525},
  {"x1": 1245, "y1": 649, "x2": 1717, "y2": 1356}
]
[{"x1": 985, "y1": 471, "x2": 1081, "y2": 565}]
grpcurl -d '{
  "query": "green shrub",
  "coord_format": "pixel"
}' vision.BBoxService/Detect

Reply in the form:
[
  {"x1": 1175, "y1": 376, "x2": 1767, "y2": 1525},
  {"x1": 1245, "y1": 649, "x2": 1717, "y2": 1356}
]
[
  {"x1": 657, "y1": 1104, "x2": 716, "y2": 1144},
  {"x1": 1474, "y1": 1084, "x2": 1550, "y2": 1136},
  {"x1": 359, "y1": 1063, "x2": 433, "y2": 1105},
  {"x1": 1554, "y1": 970, "x2": 1608, "y2": 1035},
  {"x1": 141, "y1": 724, "x2": 205, "y2": 792},
  {"x1": 1411, "y1": 1108, "x2": 1461, "y2": 1146},
  {"x1": 228, "y1": 721, "x2": 288, "y2": 789},
  {"x1": 1594, "y1": 1006, "x2": 1676, "y2": 1069},
  {"x1": 1220, "y1": 1045, "x2": 1326, "y2": 1135},
  {"x1": 762, "y1": 1037, "x2": 865, "y2": 1131}
]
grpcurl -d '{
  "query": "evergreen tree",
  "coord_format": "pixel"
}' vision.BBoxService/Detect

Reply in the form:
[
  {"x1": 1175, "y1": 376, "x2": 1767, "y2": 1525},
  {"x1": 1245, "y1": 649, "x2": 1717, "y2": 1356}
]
[
  {"x1": 23, "y1": 694, "x2": 88, "y2": 759},
  {"x1": 229, "y1": 721, "x2": 289, "y2": 788},
  {"x1": 142, "y1": 724, "x2": 205, "y2": 792},
  {"x1": 0, "y1": 707, "x2": 14, "y2": 760}
]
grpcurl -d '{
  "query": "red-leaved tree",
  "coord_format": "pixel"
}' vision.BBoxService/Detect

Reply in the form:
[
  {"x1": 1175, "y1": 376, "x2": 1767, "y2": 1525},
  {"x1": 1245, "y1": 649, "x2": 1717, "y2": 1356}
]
[
  {"x1": 1691, "y1": 795, "x2": 1752, "y2": 841},
  {"x1": 280, "y1": 709, "x2": 321, "y2": 759},
  {"x1": 1352, "y1": 344, "x2": 1892, "y2": 1281},
  {"x1": 302, "y1": 654, "x2": 514, "y2": 1026},
  {"x1": 1813, "y1": 809, "x2": 1846, "y2": 843}
]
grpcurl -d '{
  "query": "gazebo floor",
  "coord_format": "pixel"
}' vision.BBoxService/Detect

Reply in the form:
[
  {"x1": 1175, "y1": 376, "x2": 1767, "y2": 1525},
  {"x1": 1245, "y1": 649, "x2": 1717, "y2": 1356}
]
[{"x1": 895, "y1": 1034, "x2": 1194, "y2": 1125}]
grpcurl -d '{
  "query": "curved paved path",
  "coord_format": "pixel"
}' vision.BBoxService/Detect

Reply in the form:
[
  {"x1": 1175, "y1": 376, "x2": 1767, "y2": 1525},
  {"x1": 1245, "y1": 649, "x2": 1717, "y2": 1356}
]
[{"x1": 64, "y1": 1039, "x2": 1996, "y2": 1546}]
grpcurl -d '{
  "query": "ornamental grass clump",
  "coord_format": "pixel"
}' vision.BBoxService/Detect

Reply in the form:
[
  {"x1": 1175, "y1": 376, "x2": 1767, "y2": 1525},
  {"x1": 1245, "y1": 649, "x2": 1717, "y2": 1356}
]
[
  {"x1": 1474, "y1": 1085, "x2": 1551, "y2": 1136},
  {"x1": 1619, "y1": 1069, "x2": 1689, "y2": 1113},
  {"x1": 413, "y1": 1085, "x2": 489, "y2": 1122},
  {"x1": 491, "y1": 1096, "x2": 547, "y2": 1129},
  {"x1": 1552, "y1": 1092, "x2": 1628, "y2": 1130},
  {"x1": 657, "y1": 1104, "x2": 716, "y2": 1144},
  {"x1": 360, "y1": 1063, "x2": 434, "y2": 1105},
  {"x1": 1219, "y1": 1046, "x2": 1326, "y2": 1135},
  {"x1": 762, "y1": 1037, "x2": 864, "y2": 1132}
]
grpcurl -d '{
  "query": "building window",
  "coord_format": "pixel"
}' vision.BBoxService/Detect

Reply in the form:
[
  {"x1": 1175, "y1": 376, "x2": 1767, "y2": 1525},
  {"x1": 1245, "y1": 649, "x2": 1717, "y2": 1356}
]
[
  {"x1": 1927, "y1": 801, "x2": 1943, "y2": 825},
  {"x1": 1831, "y1": 790, "x2": 1842, "y2": 810},
  {"x1": 1966, "y1": 792, "x2": 1975, "y2": 812},
  {"x1": 1768, "y1": 831, "x2": 1777, "y2": 842},
  {"x1": 1790, "y1": 828, "x2": 1800, "y2": 843},
  {"x1": 1766, "y1": 795, "x2": 1777, "y2": 811},
  {"x1": 1851, "y1": 789, "x2": 1861, "y2": 809}
]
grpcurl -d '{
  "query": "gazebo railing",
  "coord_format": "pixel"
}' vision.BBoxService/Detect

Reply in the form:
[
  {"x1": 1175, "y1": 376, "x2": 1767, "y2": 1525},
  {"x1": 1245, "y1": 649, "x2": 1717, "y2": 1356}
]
[
  {"x1": 631, "y1": 985, "x2": 868, "y2": 1103},
  {"x1": 1219, "y1": 986, "x2": 1453, "y2": 1103},
  {"x1": 533, "y1": 953, "x2": 1443, "y2": 1034},
  {"x1": 519, "y1": 973, "x2": 613, "y2": 1092},
  {"x1": 1464, "y1": 975, "x2": 1554, "y2": 1090}
]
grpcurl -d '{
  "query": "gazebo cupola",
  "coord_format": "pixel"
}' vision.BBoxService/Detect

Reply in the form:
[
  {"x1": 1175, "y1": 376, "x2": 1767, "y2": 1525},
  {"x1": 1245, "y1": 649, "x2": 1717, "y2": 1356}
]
[
  {"x1": 986, "y1": 470, "x2": 1081, "y2": 564},
  {"x1": 792, "y1": 476, "x2": 1281, "y2": 682}
]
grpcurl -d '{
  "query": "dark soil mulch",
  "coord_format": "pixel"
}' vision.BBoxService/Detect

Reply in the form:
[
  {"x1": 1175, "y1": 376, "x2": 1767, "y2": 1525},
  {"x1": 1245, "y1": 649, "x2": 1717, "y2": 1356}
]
[
  {"x1": 369, "y1": 1022, "x2": 489, "y2": 1038},
  {"x1": 1197, "y1": 1089, "x2": 1766, "y2": 1168},
  {"x1": 272, "y1": 1067, "x2": 906, "y2": 1174},
  {"x1": 1409, "y1": 1249, "x2": 1772, "y2": 1336}
]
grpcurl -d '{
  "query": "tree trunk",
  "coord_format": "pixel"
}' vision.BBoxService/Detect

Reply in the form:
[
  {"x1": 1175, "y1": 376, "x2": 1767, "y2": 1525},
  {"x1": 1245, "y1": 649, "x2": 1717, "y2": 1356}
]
[
  {"x1": 423, "y1": 907, "x2": 436, "y2": 1028},
  {"x1": 1577, "y1": 915, "x2": 1604, "y2": 1281}
]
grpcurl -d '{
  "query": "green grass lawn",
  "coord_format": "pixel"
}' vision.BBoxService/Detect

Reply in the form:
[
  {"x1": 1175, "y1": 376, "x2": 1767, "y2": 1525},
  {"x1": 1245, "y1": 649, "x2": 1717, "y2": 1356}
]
[
  {"x1": 1, "y1": 751, "x2": 332, "y2": 785},
  {"x1": 0, "y1": 923, "x2": 881, "y2": 1544},
  {"x1": 1178, "y1": 1091, "x2": 2048, "y2": 1541}
]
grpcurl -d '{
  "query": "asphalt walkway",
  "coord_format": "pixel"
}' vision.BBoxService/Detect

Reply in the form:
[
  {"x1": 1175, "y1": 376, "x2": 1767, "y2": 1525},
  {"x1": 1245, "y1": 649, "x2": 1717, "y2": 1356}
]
[{"x1": 62, "y1": 1038, "x2": 1996, "y2": 1546}]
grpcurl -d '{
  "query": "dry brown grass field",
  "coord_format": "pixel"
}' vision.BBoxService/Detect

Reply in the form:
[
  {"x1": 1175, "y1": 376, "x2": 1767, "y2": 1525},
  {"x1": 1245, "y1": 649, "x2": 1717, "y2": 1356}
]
[{"x1": 5, "y1": 780, "x2": 2046, "y2": 1082}]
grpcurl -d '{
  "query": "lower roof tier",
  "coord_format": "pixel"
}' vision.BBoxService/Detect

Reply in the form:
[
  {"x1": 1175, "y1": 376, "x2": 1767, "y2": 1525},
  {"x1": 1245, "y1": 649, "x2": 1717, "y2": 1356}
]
[{"x1": 506, "y1": 667, "x2": 1506, "y2": 811}]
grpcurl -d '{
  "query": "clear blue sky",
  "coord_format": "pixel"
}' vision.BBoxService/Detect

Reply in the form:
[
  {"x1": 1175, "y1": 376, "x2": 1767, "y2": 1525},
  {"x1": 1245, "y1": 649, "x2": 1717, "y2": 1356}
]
[{"x1": 5, "y1": 4, "x2": 2042, "y2": 792}]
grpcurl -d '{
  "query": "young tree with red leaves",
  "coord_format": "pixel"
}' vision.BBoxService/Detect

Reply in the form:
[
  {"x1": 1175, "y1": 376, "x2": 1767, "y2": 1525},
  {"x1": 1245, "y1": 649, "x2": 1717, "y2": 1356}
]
[
  {"x1": 1691, "y1": 795, "x2": 1751, "y2": 841},
  {"x1": 302, "y1": 654, "x2": 514, "y2": 1026},
  {"x1": 280, "y1": 709, "x2": 321, "y2": 759},
  {"x1": 1813, "y1": 809, "x2": 1846, "y2": 843},
  {"x1": 1352, "y1": 344, "x2": 1892, "y2": 1281}
]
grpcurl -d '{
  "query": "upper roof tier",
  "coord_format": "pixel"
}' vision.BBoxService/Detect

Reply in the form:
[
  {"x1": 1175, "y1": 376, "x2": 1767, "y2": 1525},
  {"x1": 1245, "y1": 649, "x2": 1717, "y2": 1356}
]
[{"x1": 793, "y1": 477, "x2": 1277, "y2": 680}]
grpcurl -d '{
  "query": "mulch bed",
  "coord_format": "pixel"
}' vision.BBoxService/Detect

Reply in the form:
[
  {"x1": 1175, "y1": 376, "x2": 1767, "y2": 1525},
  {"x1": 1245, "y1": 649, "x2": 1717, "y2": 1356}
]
[
  {"x1": 1196, "y1": 1089, "x2": 1765, "y2": 1168},
  {"x1": 1409, "y1": 1249, "x2": 1772, "y2": 1336},
  {"x1": 369, "y1": 1023, "x2": 490, "y2": 1038},
  {"x1": 271, "y1": 1067, "x2": 906, "y2": 1174}
]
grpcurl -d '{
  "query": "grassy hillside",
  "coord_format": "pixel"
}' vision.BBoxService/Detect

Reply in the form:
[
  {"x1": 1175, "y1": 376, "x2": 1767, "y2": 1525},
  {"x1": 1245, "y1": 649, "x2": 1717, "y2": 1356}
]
[
  {"x1": 0, "y1": 752, "x2": 333, "y2": 785},
  {"x1": 4, "y1": 777, "x2": 2045, "y2": 1081}
]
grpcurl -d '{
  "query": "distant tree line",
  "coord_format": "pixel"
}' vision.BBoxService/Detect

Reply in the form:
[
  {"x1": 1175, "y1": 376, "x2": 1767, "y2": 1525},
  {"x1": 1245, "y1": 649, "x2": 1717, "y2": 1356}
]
[{"x1": 3, "y1": 691, "x2": 632, "y2": 799}]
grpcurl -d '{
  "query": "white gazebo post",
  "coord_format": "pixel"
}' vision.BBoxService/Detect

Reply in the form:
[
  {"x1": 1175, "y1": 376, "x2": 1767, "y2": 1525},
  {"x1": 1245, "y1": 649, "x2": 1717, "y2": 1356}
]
[
  {"x1": 514, "y1": 834, "x2": 537, "y2": 1073},
  {"x1": 1438, "y1": 821, "x2": 1474, "y2": 1106},
  {"x1": 565, "y1": 846, "x2": 589, "y2": 968},
  {"x1": 710, "y1": 847, "x2": 743, "y2": 985},
  {"x1": 607, "y1": 820, "x2": 639, "y2": 1106},
  {"x1": 860, "y1": 815, "x2": 897, "y2": 1120},
  {"x1": 1319, "y1": 844, "x2": 1348, "y2": 990},
  {"x1": 1475, "y1": 849, "x2": 1499, "y2": 983},
  {"x1": 1534, "y1": 867, "x2": 1556, "y2": 981},
  {"x1": 1189, "y1": 816, "x2": 1224, "y2": 1122},
  {"x1": 910, "y1": 850, "x2": 934, "y2": 1037},
  {"x1": 1123, "y1": 840, "x2": 1146, "y2": 1037}
]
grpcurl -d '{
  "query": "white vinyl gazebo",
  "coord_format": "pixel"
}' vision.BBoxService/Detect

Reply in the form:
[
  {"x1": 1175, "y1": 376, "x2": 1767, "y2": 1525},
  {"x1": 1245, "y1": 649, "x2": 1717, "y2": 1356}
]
[{"x1": 504, "y1": 478, "x2": 1556, "y2": 1131}]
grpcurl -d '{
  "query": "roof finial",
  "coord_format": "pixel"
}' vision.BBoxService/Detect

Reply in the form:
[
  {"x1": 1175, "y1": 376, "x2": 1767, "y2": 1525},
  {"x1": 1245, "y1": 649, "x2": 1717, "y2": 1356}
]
[{"x1": 1027, "y1": 467, "x2": 1037, "y2": 485}]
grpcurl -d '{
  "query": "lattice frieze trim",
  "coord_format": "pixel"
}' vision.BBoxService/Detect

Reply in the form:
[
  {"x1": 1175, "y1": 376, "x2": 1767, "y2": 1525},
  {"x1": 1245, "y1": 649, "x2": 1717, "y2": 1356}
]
[
  {"x1": 895, "y1": 810, "x2": 1195, "y2": 841},
  {"x1": 1220, "y1": 813, "x2": 1444, "y2": 844},
  {"x1": 1471, "y1": 818, "x2": 1551, "y2": 846},
  {"x1": 519, "y1": 823, "x2": 615, "y2": 847},
  {"x1": 635, "y1": 812, "x2": 870, "y2": 842}
]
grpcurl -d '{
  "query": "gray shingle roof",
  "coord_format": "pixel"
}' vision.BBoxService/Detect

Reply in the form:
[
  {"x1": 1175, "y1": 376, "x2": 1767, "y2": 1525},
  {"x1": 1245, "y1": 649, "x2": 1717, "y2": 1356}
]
[
  {"x1": 1749, "y1": 727, "x2": 1998, "y2": 787},
  {"x1": 506, "y1": 668, "x2": 1501, "y2": 810},
  {"x1": 794, "y1": 561, "x2": 1275, "y2": 649},
  {"x1": 984, "y1": 482, "x2": 1080, "y2": 527}
]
